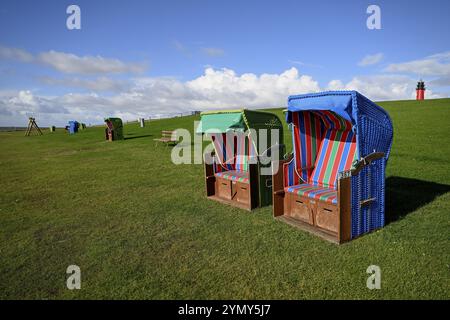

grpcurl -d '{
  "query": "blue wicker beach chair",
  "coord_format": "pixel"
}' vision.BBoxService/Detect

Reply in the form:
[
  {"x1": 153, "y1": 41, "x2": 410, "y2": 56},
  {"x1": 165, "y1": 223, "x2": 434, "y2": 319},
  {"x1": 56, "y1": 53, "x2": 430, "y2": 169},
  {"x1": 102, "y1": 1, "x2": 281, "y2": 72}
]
[{"x1": 272, "y1": 91, "x2": 393, "y2": 243}]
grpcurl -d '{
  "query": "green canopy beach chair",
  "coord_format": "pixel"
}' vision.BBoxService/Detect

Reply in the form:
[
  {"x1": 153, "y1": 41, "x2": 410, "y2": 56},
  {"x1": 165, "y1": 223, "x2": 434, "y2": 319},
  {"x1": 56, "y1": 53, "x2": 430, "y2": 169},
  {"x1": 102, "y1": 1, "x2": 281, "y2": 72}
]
[{"x1": 197, "y1": 109, "x2": 284, "y2": 210}]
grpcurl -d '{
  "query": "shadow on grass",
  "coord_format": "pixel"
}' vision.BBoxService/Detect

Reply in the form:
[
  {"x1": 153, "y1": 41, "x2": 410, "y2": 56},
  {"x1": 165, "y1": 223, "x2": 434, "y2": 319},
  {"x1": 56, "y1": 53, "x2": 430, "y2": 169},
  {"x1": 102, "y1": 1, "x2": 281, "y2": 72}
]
[
  {"x1": 385, "y1": 176, "x2": 450, "y2": 224},
  {"x1": 124, "y1": 134, "x2": 153, "y2": 140}
]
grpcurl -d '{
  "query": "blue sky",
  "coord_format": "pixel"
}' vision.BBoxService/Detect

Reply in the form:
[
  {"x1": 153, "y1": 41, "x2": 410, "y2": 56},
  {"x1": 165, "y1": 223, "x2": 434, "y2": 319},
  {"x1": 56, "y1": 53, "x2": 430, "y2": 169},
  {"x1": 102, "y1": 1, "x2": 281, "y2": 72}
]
[{"x1": 0, "y1": 0, "x2": 449, "y2": 126}]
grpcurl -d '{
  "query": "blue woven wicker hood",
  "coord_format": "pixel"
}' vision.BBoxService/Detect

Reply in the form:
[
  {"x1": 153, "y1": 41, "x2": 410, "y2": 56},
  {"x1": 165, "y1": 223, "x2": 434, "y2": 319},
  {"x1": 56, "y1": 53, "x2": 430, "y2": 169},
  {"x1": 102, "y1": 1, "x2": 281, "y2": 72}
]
[
  {"x1": 285, "y1": 90, "x2": 394, "y2": 161},
  {"x1": 286, "y1": 91, "x2": 357, "y2": 124}
]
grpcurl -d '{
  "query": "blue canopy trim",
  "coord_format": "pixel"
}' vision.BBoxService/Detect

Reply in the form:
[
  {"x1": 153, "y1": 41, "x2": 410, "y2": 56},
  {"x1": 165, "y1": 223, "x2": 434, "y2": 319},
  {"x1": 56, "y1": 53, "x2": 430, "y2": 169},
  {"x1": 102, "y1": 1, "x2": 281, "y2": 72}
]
[
  {"x1": 287, "y1": 92, "x2": 355, "y2": 124},
  {"x1": 285, "y1": 90, "x2": 393, "y2": 162}
]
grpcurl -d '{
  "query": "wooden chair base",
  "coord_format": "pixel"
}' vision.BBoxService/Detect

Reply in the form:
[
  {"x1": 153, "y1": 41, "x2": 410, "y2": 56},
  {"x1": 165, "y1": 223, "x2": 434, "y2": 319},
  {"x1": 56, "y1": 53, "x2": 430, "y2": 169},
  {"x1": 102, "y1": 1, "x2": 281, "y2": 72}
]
[
  {"x1": 204, "y1": 153, "x2": 260, "y2": 211},
  {"x1": 271, "y1": 155, "x2": 387, "y2": 244},
  {"x1": 277, "y1": 192, "x2": 340, "y2": 243},
  {"x1": 208, "y1": 176, "x2": 252, "y2": 211}
]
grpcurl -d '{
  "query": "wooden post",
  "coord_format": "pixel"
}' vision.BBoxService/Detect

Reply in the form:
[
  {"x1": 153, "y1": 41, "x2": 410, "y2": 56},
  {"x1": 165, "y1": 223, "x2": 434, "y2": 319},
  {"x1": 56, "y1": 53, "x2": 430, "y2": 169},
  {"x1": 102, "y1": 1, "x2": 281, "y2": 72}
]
[
  {"x1": 272, "y1": 159, "x2": 288, "y2": 217},
  {"x1": 338, "y1": 175, "x2": 352, "y2": 243}
]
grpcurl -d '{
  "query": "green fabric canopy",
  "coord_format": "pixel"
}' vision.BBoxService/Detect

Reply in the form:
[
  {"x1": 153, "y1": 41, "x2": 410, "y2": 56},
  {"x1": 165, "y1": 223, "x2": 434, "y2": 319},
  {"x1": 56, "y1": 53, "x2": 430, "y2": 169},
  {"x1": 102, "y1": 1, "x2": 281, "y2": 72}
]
[
  {"x1": 196, "y1": 109, "x2": 284, "y2": 155},
  {"x1": 105, "y1": 117, "x2": 123, "y2": 130},
  {"x1": 196, "y1": 109, "x2": 283, "y2": 133},
  {"x1": 196, "y1": 111, "x2": 245, "y2": 133}
]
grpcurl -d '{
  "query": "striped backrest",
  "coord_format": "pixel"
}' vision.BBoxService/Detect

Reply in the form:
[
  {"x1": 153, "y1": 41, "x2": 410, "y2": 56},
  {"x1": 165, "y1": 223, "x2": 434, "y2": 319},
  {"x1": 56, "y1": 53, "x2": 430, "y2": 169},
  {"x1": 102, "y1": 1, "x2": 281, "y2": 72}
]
[
  {"x1": 235, "y1": 132, "x2": 250, "y2": 172},
  {"x1": 283, "y1": 157, "x2": 300, "y2": 187},
  {"x1": 291, "y1": 112, "x2": 324, "y2": 182},
  {"x1": 309, "y1": 111, "x2": 357, "y2": 188},
  {"x1": 211, "y1": 132, "x2": 254, "y2": 173},
  {"x1": 106, "y1": 120, "x2": 114, "y2": 131},
  {"x1": 211, "y1": 133, "x2": 235, "y2": 171}
]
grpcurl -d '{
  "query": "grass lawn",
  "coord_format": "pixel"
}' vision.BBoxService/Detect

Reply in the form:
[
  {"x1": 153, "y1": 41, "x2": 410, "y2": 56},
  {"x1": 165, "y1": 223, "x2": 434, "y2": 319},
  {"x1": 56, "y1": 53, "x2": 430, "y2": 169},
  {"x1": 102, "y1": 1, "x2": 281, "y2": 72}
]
[{"x1": 0, "y1": 98, "x2": 449, "y2": 299}]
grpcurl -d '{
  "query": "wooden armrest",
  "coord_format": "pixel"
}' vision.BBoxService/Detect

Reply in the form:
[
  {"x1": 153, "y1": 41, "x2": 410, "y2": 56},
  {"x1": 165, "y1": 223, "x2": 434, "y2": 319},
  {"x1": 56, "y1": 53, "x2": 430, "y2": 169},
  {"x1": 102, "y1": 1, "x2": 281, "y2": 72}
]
[
  {"x1": 351, "y1": 152, "x2": 385, "y2": 175},
  {"x1": 274, "y1": 189, "x2": 285, "y2": 195},
  {"x1": 360, "y1": 197, "x2": 375, "y2": 207}
]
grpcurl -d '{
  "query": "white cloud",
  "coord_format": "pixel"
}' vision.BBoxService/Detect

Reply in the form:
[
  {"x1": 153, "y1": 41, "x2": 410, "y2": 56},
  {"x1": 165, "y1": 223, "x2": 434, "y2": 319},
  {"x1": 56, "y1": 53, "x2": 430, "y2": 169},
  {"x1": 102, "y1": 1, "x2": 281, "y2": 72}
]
[
  {"x1": 173, "y1": 41, "x2": 225, "y2": 57},
  {"x1": 288, "y1": 60, "x2": 324, "y2": 69},
  {"x1": 1, "y1": 63, "x2": 448, "y2": 127},
  {"x1": 327, "y1": 79, "x2": 345, "y2": 90},
  {"x1": 39, "y1": 76, "x2": 129, "y2": 92},
  {"x1": 326, "y1": 75, "x2": 445, "y2": 101},
  {"x1": 0, "y1": 45, "x2": 147, "y2": 75},
  {"x1": 385, "y1": 51, "x2": 450, "y2": 76},
  {"x1": 201, "y1": 47, "x2": 225, "y2": 57},
  {"x1": 0, "y1": 90, "x2": 69, "y2": 118},
  {"x1": 429, "y1": 76, "x2": 450, "y2": 87},
  {"x1": 0, "y1": 45, "x2": 33, "y2": 62},
  {"x1": 186, "y1": 67, "x2": 319, "y2": 108},
  {"x1": 358, "y1": 53, "x2": 384, "y2": 66},
  {"x1": 37, "y1": 50, "x2": 147, "y2": 75},
  {"x1": 0, "y1": 67, "x2": 320, "y2": 126}
]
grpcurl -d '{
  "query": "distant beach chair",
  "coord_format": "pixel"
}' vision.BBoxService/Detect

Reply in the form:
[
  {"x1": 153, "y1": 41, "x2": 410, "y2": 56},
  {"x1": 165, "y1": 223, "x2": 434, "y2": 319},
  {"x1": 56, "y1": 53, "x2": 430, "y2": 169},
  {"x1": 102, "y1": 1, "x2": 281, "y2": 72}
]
[
  {"x1": 68, "y1": 121, "x2": 79, "y2": 134},
  {"x1": 104, "y1": 118, "x2": 124, "y2": 141}
]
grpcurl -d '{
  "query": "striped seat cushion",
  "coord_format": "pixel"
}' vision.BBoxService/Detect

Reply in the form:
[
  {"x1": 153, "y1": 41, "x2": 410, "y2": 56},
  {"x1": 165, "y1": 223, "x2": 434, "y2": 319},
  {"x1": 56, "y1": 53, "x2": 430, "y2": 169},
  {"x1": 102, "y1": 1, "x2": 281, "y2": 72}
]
[
  {"x1": 285, "y1": 183, "x2": 337, "y2": 204},
  {"x1": 215, "y1": 170, "x2": 249, "y2": 183}
]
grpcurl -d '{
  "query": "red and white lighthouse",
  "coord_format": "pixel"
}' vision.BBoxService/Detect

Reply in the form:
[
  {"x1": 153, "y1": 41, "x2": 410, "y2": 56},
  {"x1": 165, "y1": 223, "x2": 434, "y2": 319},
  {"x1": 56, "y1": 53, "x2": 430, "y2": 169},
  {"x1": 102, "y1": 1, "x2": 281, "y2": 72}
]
[{"x1": 416, "y1": 80, "x2": 425, "y2": 100}]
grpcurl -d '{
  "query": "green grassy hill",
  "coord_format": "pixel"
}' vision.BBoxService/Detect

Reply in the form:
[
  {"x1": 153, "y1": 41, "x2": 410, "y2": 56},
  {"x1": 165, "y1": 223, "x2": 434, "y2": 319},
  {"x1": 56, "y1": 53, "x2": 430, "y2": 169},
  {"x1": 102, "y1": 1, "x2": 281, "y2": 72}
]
[{"x1": 0, "y1": 98, "x2": 449, "y2": 299}]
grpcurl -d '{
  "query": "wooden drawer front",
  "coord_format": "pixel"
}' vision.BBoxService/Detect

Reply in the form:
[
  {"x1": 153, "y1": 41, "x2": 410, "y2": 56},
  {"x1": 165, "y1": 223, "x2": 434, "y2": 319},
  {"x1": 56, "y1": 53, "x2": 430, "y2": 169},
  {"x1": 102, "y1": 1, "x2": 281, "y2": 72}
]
[
  {"x1": 235, "y1": 182, "x2": 249, "y2": 205},
  {"x1": 216, "y1": 178, "x2": 231, "y2": 200},
  {"x1": 315, "y1": 202, "x2": 338, "y2": 234},
  {"x1": 290, "y1": 195, "x2": 312, "y2": 224}
]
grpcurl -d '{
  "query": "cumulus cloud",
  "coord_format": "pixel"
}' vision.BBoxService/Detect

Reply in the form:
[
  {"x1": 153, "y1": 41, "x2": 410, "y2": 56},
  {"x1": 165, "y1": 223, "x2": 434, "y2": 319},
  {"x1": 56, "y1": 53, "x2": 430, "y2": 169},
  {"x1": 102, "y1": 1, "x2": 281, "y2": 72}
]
[
  {"x1": 36, "y1": 51, "x2": 147, "y2": 74},
  {"x1": 0, "y1": 45, "x2": 33, "y2": 62},
  {"x1": 39, "y1": 76, "x2": 129, "y2": 92},
  {"x1": 429, "y1": 76, "x2": 450, "y2": 87},
  {"x1": 201, "y1": 47, "x2": 225, "y2": 57},
  {"x1": 288, "y1": 60, "x2": 324, "y2": 69},
  {"x1": 327, "y1": 79, "x2": 345, "y2": 91},
  {"x1": 358, "y1": 53, "x2": 384, "y2": 66},
  {"x1": 385, "y1": 51, "x2": 450, "y2": 76},
  {"x1": 326, "y1": 75, "x2": 445, "y2": 101},
  {"x1": 186, "y1": 67, "x2": 319, "y2": 108},
  {"x1": 0, "y1": 90, "x2": 69, "y2": 118},
  {"x1": 0, "y1": 45, "x2": 147, "y2": 75},
  {"x1": 1, "y1": 61, "x2": 448, "y2": 127},
  {"x1": 0, "y1": 67, "x2": 320, "y2": 126}
]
